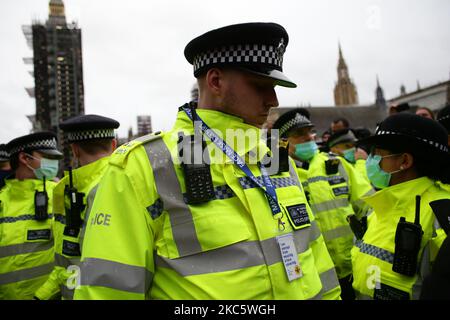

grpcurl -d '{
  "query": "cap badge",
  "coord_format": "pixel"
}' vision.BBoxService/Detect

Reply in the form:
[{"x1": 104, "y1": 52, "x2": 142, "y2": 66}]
[{"x1": 276, "y1": 38, "x2": 286, "y2": 60}]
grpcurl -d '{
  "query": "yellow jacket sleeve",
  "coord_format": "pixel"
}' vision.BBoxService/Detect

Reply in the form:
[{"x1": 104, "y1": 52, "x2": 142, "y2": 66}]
[{"x1": 74, "y1": 150, "x2": 156, "y2": 300}]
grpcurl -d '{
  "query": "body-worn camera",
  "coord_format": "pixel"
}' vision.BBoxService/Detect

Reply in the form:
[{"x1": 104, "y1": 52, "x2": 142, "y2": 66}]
[
  {"x1": 264, "y1": 134, "x2": 289, "y2": 175},
  {"x1": 64, "y1": 167, "x2": 85, "y2": 230},
  {"x1": 325, "y1": 158, "x2": 340, "y2": 175}
]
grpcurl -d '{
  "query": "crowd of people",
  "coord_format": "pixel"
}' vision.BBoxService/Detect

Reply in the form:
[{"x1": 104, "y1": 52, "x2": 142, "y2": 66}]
[{"x1": 1, "y1": 22, "x2": 450, "y2": 300}]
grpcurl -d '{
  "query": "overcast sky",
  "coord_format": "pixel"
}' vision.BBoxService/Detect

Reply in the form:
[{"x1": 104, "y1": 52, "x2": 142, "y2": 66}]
[{"x1": 0, "y1": 0, "x2": 449, "y2": 142}]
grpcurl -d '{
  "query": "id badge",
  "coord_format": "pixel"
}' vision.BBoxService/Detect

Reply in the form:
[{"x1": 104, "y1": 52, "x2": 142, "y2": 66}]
[
  {"x1": 282, "y1": 203, "x2": 311, "y2": 230},
  {"x1": 276, "y1": 233, "x2": 302, "y2": 282}
]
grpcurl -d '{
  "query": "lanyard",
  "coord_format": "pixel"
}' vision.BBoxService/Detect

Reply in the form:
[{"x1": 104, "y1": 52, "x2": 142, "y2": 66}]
[{"x1": 182, "y1": 105, "x2": 285, "y2": 228}]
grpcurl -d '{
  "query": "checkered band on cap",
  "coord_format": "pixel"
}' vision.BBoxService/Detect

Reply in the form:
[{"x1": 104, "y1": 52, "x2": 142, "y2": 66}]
[
  {"x1": 0, "y1": 149, "x2": 9, "y2": 160},
  {"x1": 192, "y1": 42, "x2": 285, "y2": 74},
  {"x1": 438, "y1": 114, "x2": 450, "y2": 122},
  {"x1": 374, "y1": 128, "x2": 449, "y2": 153},
  {"x1": 280, "y1": 113, "x2": 312, "y2": 137},
  {"x1": 9, "y1": 138, "x2": 57, "y2": 155},
  {"x1": 67, "y1": 129, "x2": 115, "y2": 142}
]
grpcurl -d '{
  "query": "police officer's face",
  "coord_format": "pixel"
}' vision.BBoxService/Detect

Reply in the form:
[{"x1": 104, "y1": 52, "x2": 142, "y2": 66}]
[
  {"x1": 331, "y1": 142, "x2": 354, "y2": 156},
  {"x1": 222, "y1": 70, "x2": 279, "y2": 127},
  {"x1": 287, "y1": 127, "x2": 316, "y2": 155}
]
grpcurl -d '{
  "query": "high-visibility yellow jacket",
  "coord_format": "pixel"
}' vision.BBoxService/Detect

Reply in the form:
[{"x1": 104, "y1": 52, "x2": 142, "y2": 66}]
[
  {"x1": 295, "y1": 152, "x2": 374, "y2": 279},
  {"x1": 0, "y1": 178, "x2": 57, "y2": 300},
  {"x1": 74, "y1": 108, "x2": 341, "y2": 300},
  {"x1": 34, "y1": 157, "x2": 109, "y2": 300},
  {"x1": 351, "y1": 177, "x2": 449, "y2": 300},
  {"x1": 354, "y1": 159, "x2": 369, "y2": 182}
]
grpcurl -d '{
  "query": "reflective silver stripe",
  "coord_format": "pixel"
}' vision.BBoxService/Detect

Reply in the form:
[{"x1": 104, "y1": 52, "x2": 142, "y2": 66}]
[
  {"x1": 79, "y1": 184, "x2": 99, "y2": 252},
  {"x1": 79, "y1": 258, "x2": 153, "y2": 294},
  {"x1": 0, "y1": 239, "x2": 54, "y2": 258},
  {"x1": 322, "y1": 225, "x2": 353, "y2": 241},
  {"x1": 155, "y1": 240, "x2": 265, "y2": 276},
  {"x1": 0, "y1": 262, "x2": 54, "y2": 285},
  {"x1": 355, "y1": 240, "x2": 394, "y2": 264},
  {"x1": 155, "y1": 221, "x2": 322, "y2": 276},
  {"x1": 412, "y1": 243, "x2": 431, "y2": 300},
  {"x1": 352, "y1": 189, "x2": 374, "y2": 215},
  {"x1": 433, "y1": 216, "x2": 440, "y2": 237},
  {"x1": 143, "y1": 137, "x2": 202, "y2": 257},
  {"x1": 311, "y1": 198, "x2": 349, "y2": 213},
  {"x1": 318, "y1": 267, "x2": 340, "y2": 296},
  {"x1": 61, "y1": 284, "x2": 74, "y2": 300},
  {"x1": 55, "y1": 253, "x2": 80, "y2": 268},
  {"x1": 288, "y1": 159, "x2": 302, "y2": 189},
  {"x1": 261, "y1": 221, "x2": 322, "y2": 265},
  {"x1": 308, "y1": 291, "x2": 323, "y2": 300},
  {"x1": 355, "y1": 290, "x2": 373, "y2": 300}
]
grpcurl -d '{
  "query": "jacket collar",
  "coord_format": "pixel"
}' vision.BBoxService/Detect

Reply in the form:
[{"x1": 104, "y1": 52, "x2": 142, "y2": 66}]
[
  {"x1": 362, "y1": 176, "x2": 434, "y2": 217},
  {"x1": 174, "y1": 108, "x2": 269, "y2": 164},
  {"x1": 63, "y1": 156, "x2": 109, "y2": 190}
]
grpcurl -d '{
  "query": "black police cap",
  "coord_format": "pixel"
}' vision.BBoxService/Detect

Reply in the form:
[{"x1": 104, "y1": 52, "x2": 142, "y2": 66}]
[
  {"x1": 272, "y1": 108, "x2": 313, "y2": 138},
  {"x1": 358, "y1": 113, "x2": 449, "y2": 159},
  {"x1": 6, "y1": 131, "x2": 63, "y2": 159},
  {"x1": 0, "y1": 144, "x2": 9, "y2": 162},
  {"x1": 437, "y1": 104, "x2": 450, "y2": 133},
  {"x1": 59, "y1": 114, "x2": 120, "y2": 143},
  {"x1": 327, "y1": 129, "x2": 357, "y2": 148},
  {"x1": 184, "y1": 22, "x2": 297, "y2": 88}
]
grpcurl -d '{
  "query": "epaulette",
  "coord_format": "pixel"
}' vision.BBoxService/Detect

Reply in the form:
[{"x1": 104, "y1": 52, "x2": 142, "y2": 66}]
[
  {"x1": 327, "y1": 151, "x2": 339, "y2": 157},
  {"x1": 109, "y1": 131, "x2": 163, "y2": 168}
]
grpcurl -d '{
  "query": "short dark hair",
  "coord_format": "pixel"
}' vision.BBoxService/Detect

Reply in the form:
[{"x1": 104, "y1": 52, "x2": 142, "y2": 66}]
[
  {"x1": 9, "y1": 153, "x2": 19, "y2": 171},
  {"x1": 75, "y1": 139, "x2": 114, "y2": 156},
  {"x1": 332, "y1": 118, "x2": 350, "y2": 128}
]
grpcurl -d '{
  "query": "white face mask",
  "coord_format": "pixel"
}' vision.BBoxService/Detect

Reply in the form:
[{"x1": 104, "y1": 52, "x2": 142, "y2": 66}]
[{"x1": 25, "y1": 154, "x2": 59, "y2": 180}]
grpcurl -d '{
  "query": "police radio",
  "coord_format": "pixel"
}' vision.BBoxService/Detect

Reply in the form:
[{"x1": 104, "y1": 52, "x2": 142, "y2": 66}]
[
  {"x1": 64, "y1": 167, "x2": 84, "y2": 231},
  {"x1": 392, "y1": 195, "x2": 423, "y2": 277},
  {"x1": 264, "y1": 133, "x2": 289, "y2": 175},
  {"x1": 178, "y1": 106, "x2": 215, "y2": 204},
  {"x1": 34, "y1": 177, "x2": 49, "y2": 221}
]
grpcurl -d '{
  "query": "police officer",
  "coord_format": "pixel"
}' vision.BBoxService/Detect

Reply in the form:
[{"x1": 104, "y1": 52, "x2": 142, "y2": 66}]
[
  {"x1": 0, "y1": 132, "x2": 63, "y2": 299},
  {"x1": 352, "y1": 113, "x2": 450, "y2": 299},
  {"x1": 327, "y1": 129, "x2": 369, "y2": 180},
  {"x1": 0, "y1": 144, "x2": 12, "y2": 190},
  {"x1": 273, "y1": 108, "x2": 374, "y2": 300},
  {"x1": 34, "y1": 114, "x2": 119, "y2": 300},
  {"x1": 74, "y1": 22, "x2": 341, "y2": 300}
]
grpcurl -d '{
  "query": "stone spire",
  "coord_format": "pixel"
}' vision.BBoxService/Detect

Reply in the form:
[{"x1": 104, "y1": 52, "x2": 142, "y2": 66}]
[
  {"x1": 334, "y1": 42, "x2": 359, "y2": 106},
  {"x1": 400, "y1": 84, "x2": 406, "y2": 96},
  {"x1": 375, "y1": 75, "x2": 386, "y2": 108}
]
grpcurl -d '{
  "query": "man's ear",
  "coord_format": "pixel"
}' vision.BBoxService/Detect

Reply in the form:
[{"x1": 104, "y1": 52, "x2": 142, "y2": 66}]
[
  {"x1": 400, "y1": 153, "x2": 414, "y2": 170},
  {"x1": 18, "y1": 152, "x2": 29, "y2": 166},
  {"x1": 205, "y1": 68, "x2": 224, "y2": 95},
  {"x1": 111, "y1": 139, "x2": 117, "y2": 151},
  {"x1": 71, "y1": 144, "x2": 80, "y2": 160}
]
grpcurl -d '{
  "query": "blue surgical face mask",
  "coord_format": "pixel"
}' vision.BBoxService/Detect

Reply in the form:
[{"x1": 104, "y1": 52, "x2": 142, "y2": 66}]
[
  {"x1": 343, "y1": 147, "x2": 356, "y2": 163},
  {"x1": 365, "y1": 153, "x2": 402, "y2": 189},
  {"x1": 294, "y1": 141, "x2": 318, "y2": 161},
  {"x1": 26, "y1": 154, "x2": 59, "y2": 180}
]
